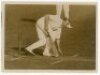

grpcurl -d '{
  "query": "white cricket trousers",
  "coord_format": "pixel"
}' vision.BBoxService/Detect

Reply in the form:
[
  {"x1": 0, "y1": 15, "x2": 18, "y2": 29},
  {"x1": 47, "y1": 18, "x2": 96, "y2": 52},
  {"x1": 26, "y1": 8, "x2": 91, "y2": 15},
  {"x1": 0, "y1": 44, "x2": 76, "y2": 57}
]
[
  {"x1": 26, "y1": 24, "x2": 46, "y2": 51},
  {"x1": 26, "y1": 15, "x2": 62, "y2": 56}
]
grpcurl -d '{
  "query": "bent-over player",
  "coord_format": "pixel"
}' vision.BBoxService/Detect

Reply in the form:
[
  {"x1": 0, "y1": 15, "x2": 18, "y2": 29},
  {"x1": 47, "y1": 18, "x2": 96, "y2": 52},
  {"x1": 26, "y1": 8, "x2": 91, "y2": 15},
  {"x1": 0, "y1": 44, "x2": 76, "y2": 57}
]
[{"x1": 26, "y1": 14, "x2": 72, "y2": 57}]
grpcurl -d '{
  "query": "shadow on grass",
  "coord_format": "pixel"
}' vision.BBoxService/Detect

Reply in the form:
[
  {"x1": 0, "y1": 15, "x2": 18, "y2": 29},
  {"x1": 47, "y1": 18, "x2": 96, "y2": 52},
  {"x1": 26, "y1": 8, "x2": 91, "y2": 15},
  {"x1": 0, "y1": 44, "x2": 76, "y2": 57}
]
[{"x1": 11, "y1": 47, "x2": 43, "y2": 56}]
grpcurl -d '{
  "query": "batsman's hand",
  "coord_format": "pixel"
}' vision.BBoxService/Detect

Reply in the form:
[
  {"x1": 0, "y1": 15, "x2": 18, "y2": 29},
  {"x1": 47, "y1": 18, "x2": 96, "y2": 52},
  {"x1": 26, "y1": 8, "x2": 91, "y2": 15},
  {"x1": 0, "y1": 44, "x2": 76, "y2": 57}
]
[
  {"x1": 66, "y1": 23, "x2": 72, "y2": 28},
  {"x1": 63, "y1": 18, "x2": 73, "y2": 29},
  {"x1": 44, "y1": 29, "x2": 50, "y2": 37}
]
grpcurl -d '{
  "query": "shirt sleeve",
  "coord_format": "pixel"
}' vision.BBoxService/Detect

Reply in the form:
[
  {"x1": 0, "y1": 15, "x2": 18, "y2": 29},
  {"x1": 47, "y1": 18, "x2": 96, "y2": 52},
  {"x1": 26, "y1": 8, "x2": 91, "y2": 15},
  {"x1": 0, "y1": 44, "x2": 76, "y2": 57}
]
[{"x1": 44, "y1": 15, "x2": 50, "y2": 31}]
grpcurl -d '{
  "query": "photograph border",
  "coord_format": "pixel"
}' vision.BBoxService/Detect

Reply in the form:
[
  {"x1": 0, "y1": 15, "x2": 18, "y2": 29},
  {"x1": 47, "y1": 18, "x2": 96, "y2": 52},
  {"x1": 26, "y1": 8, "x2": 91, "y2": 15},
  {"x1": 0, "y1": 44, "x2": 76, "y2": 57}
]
[{"x1": 1, "y1": 1, "x2": 98, "y2": 73}]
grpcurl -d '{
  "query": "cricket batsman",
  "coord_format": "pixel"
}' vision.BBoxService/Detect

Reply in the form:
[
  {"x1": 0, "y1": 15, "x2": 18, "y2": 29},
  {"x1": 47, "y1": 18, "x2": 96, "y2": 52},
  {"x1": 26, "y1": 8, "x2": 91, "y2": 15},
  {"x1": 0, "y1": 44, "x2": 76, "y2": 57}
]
[{"x1": 25, "y1": 3, "x2": 72, "y2": 57}]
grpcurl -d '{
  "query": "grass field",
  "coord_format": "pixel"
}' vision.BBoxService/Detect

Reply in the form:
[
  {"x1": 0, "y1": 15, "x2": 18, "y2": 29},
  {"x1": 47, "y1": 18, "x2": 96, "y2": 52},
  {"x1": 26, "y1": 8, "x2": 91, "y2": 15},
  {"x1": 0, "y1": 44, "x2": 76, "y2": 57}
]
[{"x1": 5, "y1": 54, "x2": 95, "y2": 70}]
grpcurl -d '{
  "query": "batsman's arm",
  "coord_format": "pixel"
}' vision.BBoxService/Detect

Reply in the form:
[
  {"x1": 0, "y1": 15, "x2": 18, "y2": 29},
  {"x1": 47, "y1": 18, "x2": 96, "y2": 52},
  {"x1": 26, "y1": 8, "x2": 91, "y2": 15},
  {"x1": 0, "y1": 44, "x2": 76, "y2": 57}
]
[{"x1": 44, "y1": 15, "x2": 50, "y2": 37}]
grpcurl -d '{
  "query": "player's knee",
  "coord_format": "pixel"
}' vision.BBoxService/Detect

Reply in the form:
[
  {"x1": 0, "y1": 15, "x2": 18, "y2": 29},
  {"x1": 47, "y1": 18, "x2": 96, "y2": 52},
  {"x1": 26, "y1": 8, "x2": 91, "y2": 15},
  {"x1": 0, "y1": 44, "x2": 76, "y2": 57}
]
[{"x1": 41, "y1": 39, "x2": 46, "y2": 45}]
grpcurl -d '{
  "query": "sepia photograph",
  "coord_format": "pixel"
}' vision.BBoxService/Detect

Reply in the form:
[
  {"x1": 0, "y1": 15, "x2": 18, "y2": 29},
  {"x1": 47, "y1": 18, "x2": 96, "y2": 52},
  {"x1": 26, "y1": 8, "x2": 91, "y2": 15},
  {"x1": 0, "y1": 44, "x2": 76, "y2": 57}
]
[{"x1": 2, "y1": 2, "x2": 96, "y2": 71}]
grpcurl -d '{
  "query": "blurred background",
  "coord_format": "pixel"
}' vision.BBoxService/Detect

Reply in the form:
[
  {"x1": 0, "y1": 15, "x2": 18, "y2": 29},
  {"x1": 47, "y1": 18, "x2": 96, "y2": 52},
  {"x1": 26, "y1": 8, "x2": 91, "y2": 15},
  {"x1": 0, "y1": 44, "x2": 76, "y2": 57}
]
[{"x1": 4, "y1": 4, "x2": 96, "y2": 69}]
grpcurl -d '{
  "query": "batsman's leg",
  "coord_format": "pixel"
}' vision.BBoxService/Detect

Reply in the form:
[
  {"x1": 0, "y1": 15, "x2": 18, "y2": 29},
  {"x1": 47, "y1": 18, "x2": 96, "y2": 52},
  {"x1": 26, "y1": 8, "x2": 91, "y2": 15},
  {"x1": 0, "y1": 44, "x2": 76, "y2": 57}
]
[
  {"x1": 43, "y1": 37, "x2": 52, "y2": 56},
  {"x1": 55, "y1": 29, "x2": 63, "y2": 55},
  {"x1": 56, "y1": 39, "x2": 63, "y2": 55},
  {"x1": 56, "y1": 3, "x2": 62, "y2": 17},
  {"x1": 63, "y1": 3, "x2": 69, "y2": 19},
  {"x1": 26, "y1": 24, "x2": 46, "y2": 55},
  {"x1": 49, "y1": 30, "x2": 59, "y2": 57}
]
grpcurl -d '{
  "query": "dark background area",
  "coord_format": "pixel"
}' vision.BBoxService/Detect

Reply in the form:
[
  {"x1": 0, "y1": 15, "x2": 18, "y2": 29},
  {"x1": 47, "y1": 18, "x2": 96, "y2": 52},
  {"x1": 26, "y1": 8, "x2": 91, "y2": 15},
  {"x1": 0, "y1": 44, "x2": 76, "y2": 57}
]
[{"x1": 4, "y1": 4, "x2": 96, "y2": 70}]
